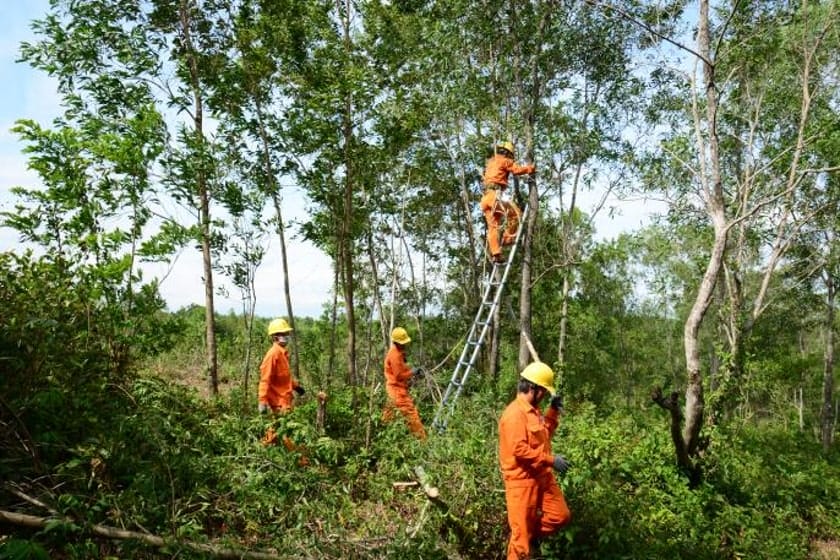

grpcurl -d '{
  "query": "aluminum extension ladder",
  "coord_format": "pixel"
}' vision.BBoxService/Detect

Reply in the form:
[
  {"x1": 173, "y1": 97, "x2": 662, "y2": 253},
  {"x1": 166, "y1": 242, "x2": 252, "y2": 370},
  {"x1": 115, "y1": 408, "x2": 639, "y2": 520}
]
[{"x1": 431, "y1": 202, "x2": 529, "y2": 433}]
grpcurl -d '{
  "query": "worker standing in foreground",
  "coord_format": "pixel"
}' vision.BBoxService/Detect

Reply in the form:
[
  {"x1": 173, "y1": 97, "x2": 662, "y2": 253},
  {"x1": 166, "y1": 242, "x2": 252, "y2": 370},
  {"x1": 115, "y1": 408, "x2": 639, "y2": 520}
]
[
  {"x1": 382, "y1": 327, "x2": 427, "y2": 440},
  {"x1": 258, "y1": 318, "x2": 305, "y2": 446},
  {"x1": 481, "y1": 141, "x2": 535, "y2": 264},
  {"x1": 498, "y1": 362, "x2": 571, "y2": 559}
]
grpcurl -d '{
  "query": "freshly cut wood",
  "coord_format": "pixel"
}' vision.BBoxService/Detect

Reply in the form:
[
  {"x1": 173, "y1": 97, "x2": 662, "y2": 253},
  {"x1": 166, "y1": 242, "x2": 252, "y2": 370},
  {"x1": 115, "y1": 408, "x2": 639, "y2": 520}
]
[{"x1": 412, "y1": 465, "x2": 439, "y2": 499}]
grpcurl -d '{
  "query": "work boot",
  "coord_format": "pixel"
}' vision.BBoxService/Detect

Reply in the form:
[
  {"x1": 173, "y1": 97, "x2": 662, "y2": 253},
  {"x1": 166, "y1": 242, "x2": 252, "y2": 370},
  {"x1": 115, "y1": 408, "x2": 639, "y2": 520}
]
[{"x1": 492, "y1": 253, "x2": 505, "y2": 264}]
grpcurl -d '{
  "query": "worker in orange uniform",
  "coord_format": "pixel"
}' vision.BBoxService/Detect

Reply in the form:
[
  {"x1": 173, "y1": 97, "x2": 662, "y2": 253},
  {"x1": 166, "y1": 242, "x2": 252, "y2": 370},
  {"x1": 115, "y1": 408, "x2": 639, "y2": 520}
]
[
  {"x1": 498, "y1": 362, "x2": 571, "y2": 559},
  {"x1": 481, "y1": 141, "x2": 535, "y2": 264},
  {"x1": 382, "y1": 327, "x2": 427, "y2": 440},
  {"x1": 258, "y1": 318, "x2": 305, "y2": 447}
]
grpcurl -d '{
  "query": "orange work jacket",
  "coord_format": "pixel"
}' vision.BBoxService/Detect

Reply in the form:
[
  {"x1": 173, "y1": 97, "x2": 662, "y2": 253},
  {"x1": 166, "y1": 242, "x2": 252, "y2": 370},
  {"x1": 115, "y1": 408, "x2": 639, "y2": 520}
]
[
  {"x1": 498, "y1": 393, "x2": 560, "y2": 484},
  {"x1": 483, "y1": 154, "x2": 535, "y2": 189},
  {"x1": 384, "y1": 344, "x2": 412, "y2": 390},
  {"x1": 258, "y1": 343, "x2": 298, "y2": 408}
]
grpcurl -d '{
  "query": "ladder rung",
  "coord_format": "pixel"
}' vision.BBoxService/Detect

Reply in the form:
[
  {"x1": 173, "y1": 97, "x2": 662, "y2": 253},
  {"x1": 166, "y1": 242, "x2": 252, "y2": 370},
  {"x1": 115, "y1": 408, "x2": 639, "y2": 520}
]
[{"x1": 432, "y1": 205, "x2": 530, "y2": 433}]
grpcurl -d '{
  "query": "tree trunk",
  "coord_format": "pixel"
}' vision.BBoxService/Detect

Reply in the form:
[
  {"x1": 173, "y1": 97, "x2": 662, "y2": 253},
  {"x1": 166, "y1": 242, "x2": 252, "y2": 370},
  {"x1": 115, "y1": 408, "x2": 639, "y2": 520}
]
[
  {"x1": 797, "y1": 387, "x2": 804, "y2": 431},
  {"x1": 252, "y1": 95, "x2": 301, "y2": 383},
  {"x1": 455, "y1": 127, "x2": 481, "y2": 301},
  {"x1": 271, "y1": 193, "x2": 301, "y2": 380},
  {"x1": 367, "y1": 227, "x2": 388, "y2": 350},
  {"x1": 0, "y1": 510, "x2": 283, "y2": 560},
  {"x1": 242, "y1": 248, "x2": 257, "y2": 413},
  {"x1": 821, "y1": 271, "x2": 836, "y2": 452},
  {"x1": 328, "y1": 262, "x2": 340, "y2": 393},
  {"x1": 556, "y1": 264, "x2": 570, "y2": 370},
  {"x1": 339, "y1": 0, "x2": 357, "y2": 387},
  {"x1": 664, "y1": 0, "x2": 727, "y2": 471},
  {"x1": 489, "y1": 280, "x2": 501, "y2": 381},
  {"x1": 179, "y1": 0, "x2": 217, "y2": 396},
  {"x1": 555, "y1": 148, "x2": 585, "y2": 372}
]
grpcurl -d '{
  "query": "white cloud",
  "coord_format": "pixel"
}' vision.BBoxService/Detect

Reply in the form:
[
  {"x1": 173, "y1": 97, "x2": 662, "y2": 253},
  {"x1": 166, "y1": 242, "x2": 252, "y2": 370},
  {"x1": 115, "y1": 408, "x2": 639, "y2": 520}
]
[
  {"x1": 0, "y1": 2, "x2": 334, "y2": 318},
  {"x1": 145, "y1": 231, "x2": 333, "y2": 319},
  {"x1": 1, "y1": 2, "x2": 666, "y2": 321}
]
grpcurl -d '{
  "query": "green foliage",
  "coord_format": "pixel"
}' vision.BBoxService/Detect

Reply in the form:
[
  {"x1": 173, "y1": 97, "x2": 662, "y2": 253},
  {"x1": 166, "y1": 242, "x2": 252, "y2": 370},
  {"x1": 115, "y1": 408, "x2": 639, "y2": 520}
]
[
  {"x1": 0, "y1": 250, "x2": 173, "y2": 477},
  {"x1": 4, "y1": 0, "x2": 840, "y2": 558},
  {"x1": 4, "y1": 310, "x2": 840, "y2": 558}
]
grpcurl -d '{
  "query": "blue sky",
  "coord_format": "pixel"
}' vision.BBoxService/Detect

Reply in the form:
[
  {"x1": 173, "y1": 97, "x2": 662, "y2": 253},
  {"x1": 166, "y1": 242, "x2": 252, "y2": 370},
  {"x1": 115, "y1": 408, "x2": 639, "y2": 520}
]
[
  {"x1": 0, "y1": 1, "x2": 336, "y2": 318},
  {"x1": 0, "y1": 2, "x2": 664, "y2": 319}
]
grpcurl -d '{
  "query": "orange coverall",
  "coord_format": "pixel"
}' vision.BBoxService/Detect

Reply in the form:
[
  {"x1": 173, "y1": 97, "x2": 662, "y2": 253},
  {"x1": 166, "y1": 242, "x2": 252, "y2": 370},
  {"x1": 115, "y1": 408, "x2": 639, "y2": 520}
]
[
  {"x1": 481, "y1": 154, "x2": 534, "y2": 259},
  {"x1": 498, "y1": 393, "x2": 571, "y2": 560},
  {"x1": 258, "y1": 342, "x2": 299, "y2": 413},
  {"x1": 382, "y1": 344, "x2": 427, "y2": 440},
  {"x1": 258, "y1": 342, "x2": 302, "y2": 449}
]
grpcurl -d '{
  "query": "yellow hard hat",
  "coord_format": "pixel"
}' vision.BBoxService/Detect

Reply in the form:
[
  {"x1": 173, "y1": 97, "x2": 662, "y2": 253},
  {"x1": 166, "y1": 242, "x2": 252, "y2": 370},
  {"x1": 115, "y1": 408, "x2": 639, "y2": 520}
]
[
  {"x1": 496, "y1": 141, "x2": 515, "y2": 155},
  {"x1": 520, "y1": 362, "x2": 556, "y2": 395},
  {"x1": 267, "y1": 318, "x2": 293, "y2": 335},
  {"x1": 391, "y1": 327, "x2": 411, "y2": 345}
]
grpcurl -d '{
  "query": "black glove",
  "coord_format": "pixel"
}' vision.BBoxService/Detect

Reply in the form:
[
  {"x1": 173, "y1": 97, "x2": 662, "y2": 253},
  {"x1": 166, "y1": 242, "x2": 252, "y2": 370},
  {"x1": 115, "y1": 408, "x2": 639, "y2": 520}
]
[
  {"x1": 294, "y1": 386, "x2": 306, "y2": 396},
  {"x1": 552, "y1": 455, "x2": 570, "y2": 474},
  {"x1": 550, "y1": 395, "x2": 564, "y2": 411},
  {"x1": 412, "y1": 367, "x2": 424, "y2": 378}
]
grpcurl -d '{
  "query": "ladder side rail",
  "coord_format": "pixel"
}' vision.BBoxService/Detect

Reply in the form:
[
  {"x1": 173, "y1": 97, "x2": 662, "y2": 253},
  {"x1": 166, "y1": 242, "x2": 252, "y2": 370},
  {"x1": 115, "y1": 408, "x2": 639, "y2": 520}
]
[
  {"x1": 496, "y1": 203, "x2": 528, "y2": 290},
  {"x1": 434, "y1": 263, "x2": 500, "y2": 411},
  {"x1": 435, "y1": 283, "x2": 504, "y2": 431},
  {"x1": 437, "y1": 296, "x2": 493, "y2": 402},
  {"x1": 433, "y1": 295, "x2": 498, "y2": 430},
  {"x1": 434, "y1": 203, "x2": 531, "y2": 431}
]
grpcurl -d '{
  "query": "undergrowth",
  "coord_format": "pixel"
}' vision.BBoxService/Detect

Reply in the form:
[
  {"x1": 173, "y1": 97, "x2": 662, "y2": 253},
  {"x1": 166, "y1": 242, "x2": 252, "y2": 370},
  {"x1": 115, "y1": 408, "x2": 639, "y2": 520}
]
[{"x1": 3, "y1": 373, "x2": 839, "y2": 559}]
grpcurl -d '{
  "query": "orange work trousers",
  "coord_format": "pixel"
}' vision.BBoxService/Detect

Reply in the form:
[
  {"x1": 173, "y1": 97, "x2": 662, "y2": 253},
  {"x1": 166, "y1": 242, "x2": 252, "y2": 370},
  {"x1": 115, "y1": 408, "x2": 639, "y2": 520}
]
[
  {"x1": 504, "y1": 475, "x2": 571, "y2": 560},
  {"x1": 480, "y1": 188, "x2": 520, "y2": 258},
  {"x1": 261, "y1": 427, "x2": 309, "y2": 466},
  {"x1": 383, "y1": 385, "x2": 427, "y2": 440}
]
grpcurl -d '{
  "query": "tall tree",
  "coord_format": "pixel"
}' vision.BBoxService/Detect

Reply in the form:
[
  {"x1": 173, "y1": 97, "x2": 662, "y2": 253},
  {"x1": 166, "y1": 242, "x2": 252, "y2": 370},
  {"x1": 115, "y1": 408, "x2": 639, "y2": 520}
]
[
  {"x1": 633, "y1": 0, "x2": 839, "y2": 470},
  {"x1": 12, "y1": 0, "x2": 169, "y2": 372},
  {"x1": 711, "y1": 1, "x2": 840, "y2": 414}
]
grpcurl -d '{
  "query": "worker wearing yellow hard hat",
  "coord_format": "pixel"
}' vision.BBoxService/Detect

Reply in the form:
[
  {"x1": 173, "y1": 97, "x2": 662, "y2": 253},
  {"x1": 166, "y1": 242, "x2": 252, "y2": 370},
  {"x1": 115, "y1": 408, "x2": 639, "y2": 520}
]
[
  {"x1": 481, "y1": 141, "x2": 535, "y2": 263},
  {"x1": 258, "y1": 318, "x2": 306, "y2": 448},
  {"x1": 498, "y1": 361, "x2": 571, "y2": 559},
  {"x1": 382, "y1": 327, "x2": 427, "y2": 439}
]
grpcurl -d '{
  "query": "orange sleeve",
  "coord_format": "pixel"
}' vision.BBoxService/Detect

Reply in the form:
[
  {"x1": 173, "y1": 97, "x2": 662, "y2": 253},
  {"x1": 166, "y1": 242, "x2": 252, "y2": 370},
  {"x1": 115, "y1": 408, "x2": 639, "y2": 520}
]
[
  {"x1": 258, "y1": 349, "x2": 274, "y2": 404},
  {"x1": 545, "y1": 406, "x2": 559, "y2": 438},
  {"x1": 384, "y1": 346, "x2": 412, "y2": 386},
  {"x1": 510, "y1": 162, "x2": 534, "y2": 176}
]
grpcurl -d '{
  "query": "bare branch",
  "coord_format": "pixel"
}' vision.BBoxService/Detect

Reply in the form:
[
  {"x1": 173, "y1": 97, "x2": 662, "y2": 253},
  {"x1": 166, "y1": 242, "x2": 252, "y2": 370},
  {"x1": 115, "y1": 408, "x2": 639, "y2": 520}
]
[{"x1": 584, "y1": 0, "x2": 712, "y2": 66}]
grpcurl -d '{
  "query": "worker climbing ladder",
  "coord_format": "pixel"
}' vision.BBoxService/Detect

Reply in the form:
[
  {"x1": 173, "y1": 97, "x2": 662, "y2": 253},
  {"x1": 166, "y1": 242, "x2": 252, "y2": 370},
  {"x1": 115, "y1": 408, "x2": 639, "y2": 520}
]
[{"x1": 431, "y1": 202, "x2": 530, "y2": 433}]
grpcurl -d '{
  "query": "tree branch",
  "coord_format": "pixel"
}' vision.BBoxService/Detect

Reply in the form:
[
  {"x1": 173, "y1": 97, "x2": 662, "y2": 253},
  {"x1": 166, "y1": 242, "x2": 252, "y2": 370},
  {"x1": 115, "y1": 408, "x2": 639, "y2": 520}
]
[
  {"x1": 0, "y1": 510, "x2": 284, "y2": 560},
  {"x1": 651, "y1": 387, "x2": 693, "y2": 471},
  {"x1": 584, "y1": 0, "x2": 712, "y2": 66}
]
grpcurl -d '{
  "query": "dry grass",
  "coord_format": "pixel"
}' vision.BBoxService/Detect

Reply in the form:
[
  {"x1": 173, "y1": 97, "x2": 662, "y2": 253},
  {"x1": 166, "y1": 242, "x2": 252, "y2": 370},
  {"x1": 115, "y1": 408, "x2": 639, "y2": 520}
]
[{"x1": 813, "y1": 539, "x2": 840, "y2": 560}]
